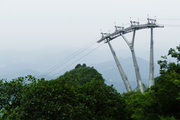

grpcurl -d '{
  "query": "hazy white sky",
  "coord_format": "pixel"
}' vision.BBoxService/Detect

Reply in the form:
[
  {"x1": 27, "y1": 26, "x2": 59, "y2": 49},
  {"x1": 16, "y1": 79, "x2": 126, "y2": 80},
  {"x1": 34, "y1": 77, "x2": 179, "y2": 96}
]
[
  {"x1": 0, "y1": 0, "x2": 180, "y2": 71},
  {"x1": 0, "y1": 0, "x2": 179, "y2": 50}
]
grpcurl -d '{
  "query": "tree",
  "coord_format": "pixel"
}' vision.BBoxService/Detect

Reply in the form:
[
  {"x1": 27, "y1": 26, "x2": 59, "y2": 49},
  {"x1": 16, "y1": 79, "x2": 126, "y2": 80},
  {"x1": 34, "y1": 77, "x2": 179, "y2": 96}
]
[
  {"x1": 153, "y1": 45, "x2": 180, "y2": 119},
  {"x1": 62, "y1": 64, "x2": 104, "y2": 85},
  {"x1": 122, "y1": 45, "x2": 180, "y2": 120},
  {"x1": 0, "y1": 75, "x2": 37, "y2": 119},
  {"x1": 1, "y1": 65, "x2": 126, "y2": 120},
  {"x1": 79, "y1": 79, "x2": 127, "y2": 120}
]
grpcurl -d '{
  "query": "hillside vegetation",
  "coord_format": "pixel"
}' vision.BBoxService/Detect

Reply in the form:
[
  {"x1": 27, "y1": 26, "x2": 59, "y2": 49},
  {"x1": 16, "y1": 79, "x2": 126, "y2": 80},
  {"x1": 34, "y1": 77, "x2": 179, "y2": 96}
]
[{"x1": 0, "y1": 45, "x2": 180, "y2": 120}]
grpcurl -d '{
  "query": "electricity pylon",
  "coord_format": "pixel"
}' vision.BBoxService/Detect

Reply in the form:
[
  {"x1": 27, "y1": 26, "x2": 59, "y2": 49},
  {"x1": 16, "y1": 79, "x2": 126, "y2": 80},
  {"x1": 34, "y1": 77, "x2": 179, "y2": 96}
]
[{"x1": 97, "y1": 18, "x2": 163, "y2": 92}]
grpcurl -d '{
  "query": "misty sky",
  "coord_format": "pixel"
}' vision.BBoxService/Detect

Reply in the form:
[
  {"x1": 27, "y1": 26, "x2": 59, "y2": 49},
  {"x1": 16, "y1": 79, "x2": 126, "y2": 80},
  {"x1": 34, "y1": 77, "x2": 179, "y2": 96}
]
[
  {"x1": 0, "y1": 0, "x2": 180, "y2": 77},
  {"x1": 0, "y1": 0, "x2": 179, "y2": 49}
]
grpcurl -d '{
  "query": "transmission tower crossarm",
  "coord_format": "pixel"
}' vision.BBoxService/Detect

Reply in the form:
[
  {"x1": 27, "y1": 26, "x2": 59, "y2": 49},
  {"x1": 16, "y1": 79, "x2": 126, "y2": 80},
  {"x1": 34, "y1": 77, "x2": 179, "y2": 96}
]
[
  {"x1": 106, "y1": 38, "x2": 132, "y2": 92},
  {"x1": 97, "y1": 22, "x2": 163, "y2": 44}
]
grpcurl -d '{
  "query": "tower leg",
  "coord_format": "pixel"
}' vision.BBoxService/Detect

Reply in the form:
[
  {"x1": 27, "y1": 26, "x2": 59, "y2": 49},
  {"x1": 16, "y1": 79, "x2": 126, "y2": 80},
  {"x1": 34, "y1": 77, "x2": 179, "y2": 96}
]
[
  {"x1": 107, "y1": 39, "x2": 132, "y2": 92},
  {"x1": 121, "y1": 32, "x2": 144, "y2": 93},
  {"x1": 131, "y1": 48, "x2": 144, "y2": 93},
  {"x1": 149, "y1": 28, "x2": 154, "y2": 87}
]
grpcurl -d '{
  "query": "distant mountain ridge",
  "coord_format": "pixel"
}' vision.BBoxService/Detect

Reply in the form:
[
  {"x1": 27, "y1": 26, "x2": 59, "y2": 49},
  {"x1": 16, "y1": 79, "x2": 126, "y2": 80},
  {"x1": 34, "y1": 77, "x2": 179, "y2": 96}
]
[
  {"x1": 0, "y1": 49, "x2": 160, "y2": 93},
  {"x1": 93, "y1": 57, "x2": 160, "y2": 93}
]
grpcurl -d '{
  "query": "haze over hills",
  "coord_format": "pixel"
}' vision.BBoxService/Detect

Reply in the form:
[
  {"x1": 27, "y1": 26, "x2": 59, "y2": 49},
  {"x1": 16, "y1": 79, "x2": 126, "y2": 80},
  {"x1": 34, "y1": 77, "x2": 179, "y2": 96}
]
[
  {"x1": 0, "y1": 47, "x2": 160, "y2": 93},
  {"x1": 93, "y1": 57, "x2": 159, "y2": 93}
]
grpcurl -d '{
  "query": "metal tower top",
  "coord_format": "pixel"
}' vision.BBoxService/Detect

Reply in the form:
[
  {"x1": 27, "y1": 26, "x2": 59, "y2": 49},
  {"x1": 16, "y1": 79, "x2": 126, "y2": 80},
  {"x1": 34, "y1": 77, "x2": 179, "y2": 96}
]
[{"x1": 97, "y1": 18, "x2": 164, "y2": 43}]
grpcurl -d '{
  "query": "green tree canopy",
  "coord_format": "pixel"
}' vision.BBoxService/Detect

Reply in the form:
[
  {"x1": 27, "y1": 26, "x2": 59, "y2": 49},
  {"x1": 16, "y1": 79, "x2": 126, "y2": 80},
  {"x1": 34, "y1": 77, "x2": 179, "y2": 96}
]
[
  {"x1": 0, "y1": 64, "x2": 126, "y2": 120},
  {"x1": 122, "y1": 45, "x2": 180, "y2": 120},
  {"x1": 1, "y1": 46, "x2": 180, "y2": 120},
  {"x1": 61, "y1": 63, "x2": 104, "y2": 85}
]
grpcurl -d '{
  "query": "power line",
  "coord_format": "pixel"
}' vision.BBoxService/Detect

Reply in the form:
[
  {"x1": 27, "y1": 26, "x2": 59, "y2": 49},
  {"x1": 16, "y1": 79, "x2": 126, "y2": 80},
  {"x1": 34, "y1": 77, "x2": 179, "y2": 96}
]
[
  {"x1": 40, "y1": 39, "x2": 99, "y2": 78},
  {"x1": 40, "y1": 41, "x2": 96, "y2": 78},
  {"x1": 50, "y1": 43, "x2": 104, "y2": 78},
  {"x1": 164, "y1": 24, "x2": 180, "y2": 28},
  {"x1": 157, "y1": 18, "x2": 180, "y2": 21},
  {"x1": 40, "y1": 17, "x2": 180, "y2": 79},
  {"x1": 155, "y1": 18, "x2": 180, "y2": 28}
]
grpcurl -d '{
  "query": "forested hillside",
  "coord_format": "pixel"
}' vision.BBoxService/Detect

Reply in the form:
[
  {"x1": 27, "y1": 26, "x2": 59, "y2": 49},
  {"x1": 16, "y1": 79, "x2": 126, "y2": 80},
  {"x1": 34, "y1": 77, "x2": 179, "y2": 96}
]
[{"x1": 0, "y1": 46, "x2": 180, "y2": 120}]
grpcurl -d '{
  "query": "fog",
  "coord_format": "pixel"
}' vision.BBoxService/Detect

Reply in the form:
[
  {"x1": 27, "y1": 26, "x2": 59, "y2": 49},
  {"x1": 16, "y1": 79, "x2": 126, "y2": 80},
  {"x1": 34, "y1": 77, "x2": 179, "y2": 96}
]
[{"x1": 0, "y1": 0, "x2": 180, "y2": 79}]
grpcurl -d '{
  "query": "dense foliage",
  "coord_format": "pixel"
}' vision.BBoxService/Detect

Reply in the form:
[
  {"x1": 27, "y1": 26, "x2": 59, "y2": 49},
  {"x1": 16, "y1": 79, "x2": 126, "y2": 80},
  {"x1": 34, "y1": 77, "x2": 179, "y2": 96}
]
[
  {"x1": 123, "y1": 45, "x2": 180, "y2": 120},
  {"x1": 61, "y1": 64, "x2": 104, "y2": 85},
  {"x1": 0, "y1": 45, "x2": 180, "y2": 120},
  {"x1": 0, "y1": 64, "x2": 126, "y2": 120}
]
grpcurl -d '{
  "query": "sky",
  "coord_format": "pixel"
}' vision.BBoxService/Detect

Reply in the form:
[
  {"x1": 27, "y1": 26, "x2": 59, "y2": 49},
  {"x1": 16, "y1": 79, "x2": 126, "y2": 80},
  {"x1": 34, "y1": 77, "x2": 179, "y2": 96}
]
[{"x1": 0, "y1": 0, "x2": 180, "y2": 77}]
